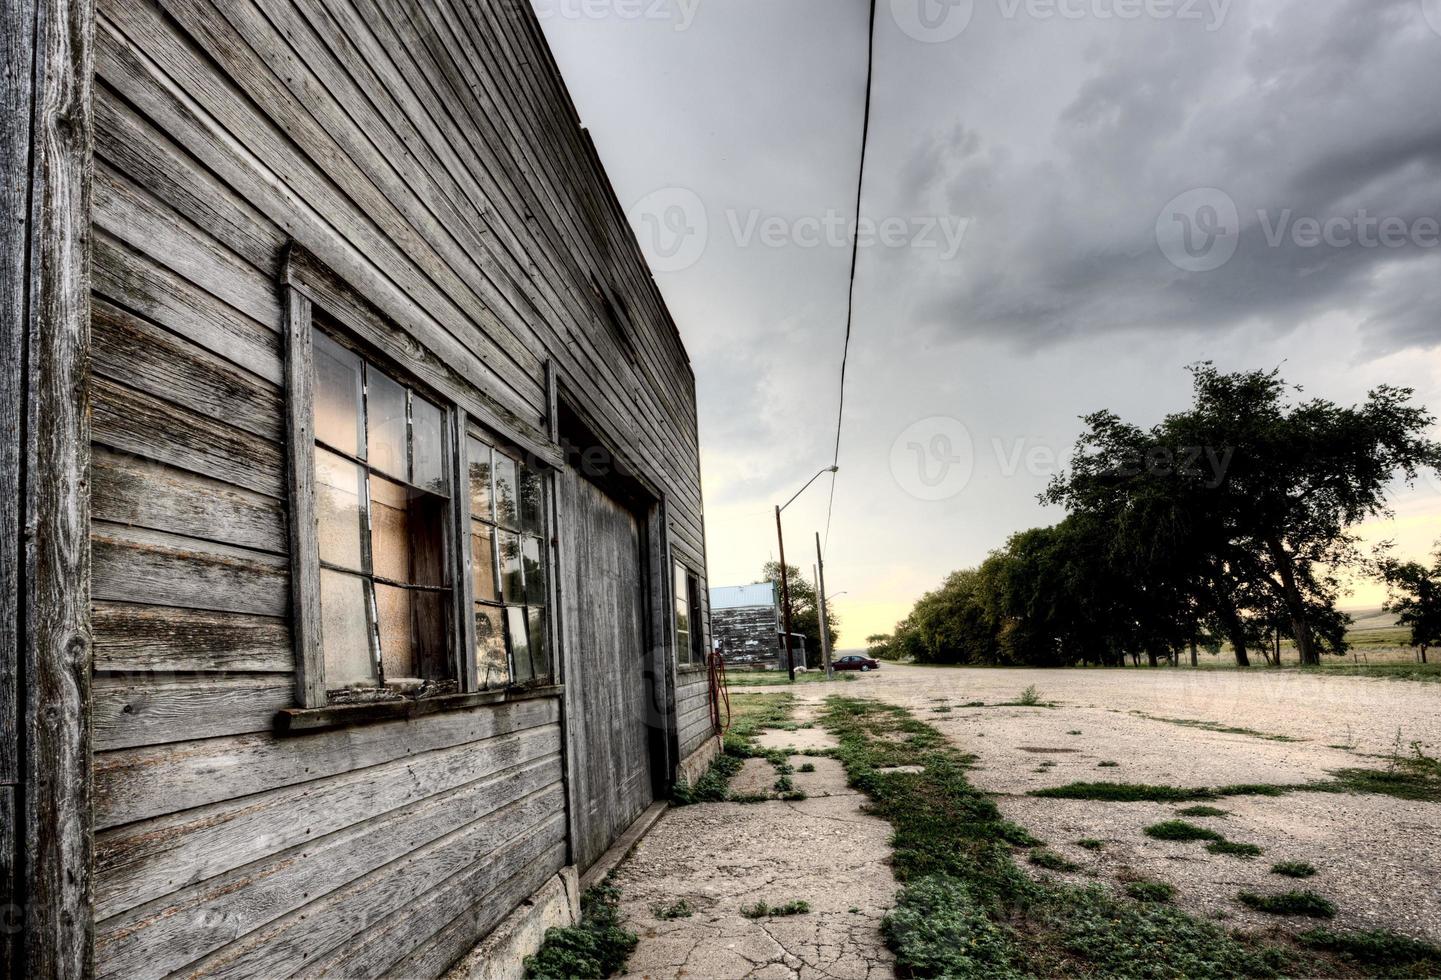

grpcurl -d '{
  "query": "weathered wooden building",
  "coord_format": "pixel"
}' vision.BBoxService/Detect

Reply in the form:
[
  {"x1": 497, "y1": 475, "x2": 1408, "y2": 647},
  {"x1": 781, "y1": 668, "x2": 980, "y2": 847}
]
[
  {"x1": 710, "y1": 584, "x2": 801, "y2": 670},
  {"x1": 3, "y1": 0, "x2": 717, "y2": 975}
]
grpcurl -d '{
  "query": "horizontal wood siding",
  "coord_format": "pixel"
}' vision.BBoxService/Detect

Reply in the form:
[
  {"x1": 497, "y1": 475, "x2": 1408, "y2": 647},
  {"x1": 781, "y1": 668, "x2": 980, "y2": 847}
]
[{"x1": 88, "y1": 0, "x2": 709, "y2": 973}]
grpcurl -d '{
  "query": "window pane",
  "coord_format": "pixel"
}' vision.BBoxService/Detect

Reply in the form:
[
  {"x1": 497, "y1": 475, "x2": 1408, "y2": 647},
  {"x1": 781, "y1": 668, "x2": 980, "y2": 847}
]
[
  {"x1": 315, "y1": 447, "x2": 364, "y2": 572},
  {"x1": 493, "y1": 453, "x2": 518, "y2": 527},
  {"x1": 370, "y1": 475, "x2": 448, "y2": 587},
  {"x1": 522, "y1": 535, "x2": 546, "y2": 605},
  {"x1": 498, "y1": 530, "x2": 523, "y2": 602},
  {"x1": 476, "y1": 604, "x2": 508, "y2": 689},
  {"x1": 366, "y1": 367, "x2": 408, "y2": 480},
  {"x1": 313, "y1": 330, "x2": 363, "y2": 457},
  {"x1": 411, "y1": 395, "x2": 446, "y2": 494},
  {"x1": 374, "y1": 582, "x2": 416, "y2": 681},
  {"x1": 507, "y1": 605, "x2": 532, "y2": 684},
  {"x1": 320, "y1": 569, "x2": 374, "y2": 688},
  {"x1": 674, "y1": 564, "x2": 690, "y2": 634},
  {"x1": 472, "y1": 522, "x2": 498, "y2": 601},
  {"x1": 467, "y1": 437, "x2": 493, "y2": 520},
  {"x1": 527, "y1": 606, "x2": 548, "y2": 680},
  {"x1": 369, "y1": 475, "x2": 412, "y2": 583},
  {"x1": 518, "y1": 461, "x2": 544, "y2": 533}
]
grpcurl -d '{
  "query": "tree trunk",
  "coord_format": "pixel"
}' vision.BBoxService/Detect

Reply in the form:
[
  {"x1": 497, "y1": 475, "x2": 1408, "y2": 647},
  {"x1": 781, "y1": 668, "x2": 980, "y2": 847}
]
[
  {"x1": 1265, "y1": 537, "x2": 1318, "y2": 666},
  {"x1": 1190, "y1": 638, "x2": 1199, "y2": 668},
  {"x1": 1147, "y1": 650, "x2": 1158, "y2": 668},
  {"x1": 1211, "y1": 581, "x2": 1250, "y2": 667}
]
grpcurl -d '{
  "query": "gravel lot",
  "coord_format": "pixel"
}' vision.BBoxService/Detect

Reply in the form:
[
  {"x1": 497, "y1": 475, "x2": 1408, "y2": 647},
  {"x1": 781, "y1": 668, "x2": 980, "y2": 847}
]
[{"x1": 757, "y1": 663, "x2": 1441, "y2": 944}]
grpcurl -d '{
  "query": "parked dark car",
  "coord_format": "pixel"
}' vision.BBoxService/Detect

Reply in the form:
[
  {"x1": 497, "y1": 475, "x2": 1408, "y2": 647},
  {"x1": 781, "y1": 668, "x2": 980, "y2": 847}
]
[{"x1": 834, "y1": 655, "x2": 880, "y2": 672}]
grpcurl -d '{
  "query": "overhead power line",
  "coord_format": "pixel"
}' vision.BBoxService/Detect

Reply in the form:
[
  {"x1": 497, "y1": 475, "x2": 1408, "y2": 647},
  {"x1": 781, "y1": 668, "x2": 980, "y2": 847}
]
[{"x1": 824, "y1": 0, "x2": 879, "y2": 553}]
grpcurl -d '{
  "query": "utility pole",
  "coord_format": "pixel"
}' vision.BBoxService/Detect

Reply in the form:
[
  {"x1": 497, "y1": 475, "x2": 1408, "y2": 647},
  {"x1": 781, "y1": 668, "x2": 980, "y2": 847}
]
[
  {"x1": 774, "y1": 465, "x2": 837, "y2": 684},
  {"x1": 776, "y1": 505, "x2": 795, "y2": 681},
  {"x1": 815, "y1": 533, "x2": 832, "y2": 679}
]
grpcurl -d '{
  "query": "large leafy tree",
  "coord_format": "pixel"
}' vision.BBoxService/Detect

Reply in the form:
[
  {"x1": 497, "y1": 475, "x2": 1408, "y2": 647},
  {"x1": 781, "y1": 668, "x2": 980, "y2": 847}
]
[
  {"x1": 1382, "y1": 549, "x2": 1441, "y2": 663},
  {"x1": 1051, "y1": 365, "x2": 1441, "y2": 666}
]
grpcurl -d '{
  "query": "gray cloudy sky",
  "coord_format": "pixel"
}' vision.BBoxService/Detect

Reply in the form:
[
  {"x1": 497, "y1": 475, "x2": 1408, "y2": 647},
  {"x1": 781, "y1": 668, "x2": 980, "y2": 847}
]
[{"x1": 534, "y1": 0, "x2": 1441, "y2": 645}]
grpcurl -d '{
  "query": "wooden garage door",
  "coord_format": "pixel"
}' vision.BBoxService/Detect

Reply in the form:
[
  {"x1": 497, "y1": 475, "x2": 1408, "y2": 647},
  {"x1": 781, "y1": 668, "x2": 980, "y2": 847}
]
[{"x1": 560, "y1": 467, "x2": 654, "y2": 871}]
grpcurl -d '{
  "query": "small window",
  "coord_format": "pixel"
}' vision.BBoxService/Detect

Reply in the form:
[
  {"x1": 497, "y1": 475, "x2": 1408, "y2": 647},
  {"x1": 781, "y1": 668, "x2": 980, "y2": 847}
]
[
  {"x1": 674, "y1": 563, "x2": 704, "y2": 667},
  {"x1": 468, "y1": 433, "x2": 553, "y2": 688},
  {"x1": 312, "y1": 327, "x2": 454, "y2": 699}
]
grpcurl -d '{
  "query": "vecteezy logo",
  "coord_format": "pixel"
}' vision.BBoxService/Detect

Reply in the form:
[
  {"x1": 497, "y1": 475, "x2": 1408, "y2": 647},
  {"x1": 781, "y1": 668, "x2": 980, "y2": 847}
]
[
  {"x1": 628, "y1": 187, "x2": 708, "y2": 273},
  {"x1": 1156, "y1": 187, "x2": 1241, "y2": 273},
  {"x1": 890, "y1": 0, "x2": 975, "y2": 43},
  {"x1": 890, "y1": 416, "x2": 975, "y2": 501},
  {"x1": 1424, "y1": 0, "x2": 1441, "y2": 37}
]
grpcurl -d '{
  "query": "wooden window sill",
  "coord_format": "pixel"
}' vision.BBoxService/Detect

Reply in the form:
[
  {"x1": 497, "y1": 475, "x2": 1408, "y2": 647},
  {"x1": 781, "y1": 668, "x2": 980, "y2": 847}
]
[{"x1": 275, "y1": 684, "x2": 564, "y2": 734}]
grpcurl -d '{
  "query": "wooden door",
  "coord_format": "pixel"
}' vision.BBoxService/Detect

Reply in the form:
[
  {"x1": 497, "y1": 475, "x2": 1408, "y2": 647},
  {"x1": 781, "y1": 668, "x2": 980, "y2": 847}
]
[{"x1": 560, "y1": 467, "x2": 655, "y2": 871}]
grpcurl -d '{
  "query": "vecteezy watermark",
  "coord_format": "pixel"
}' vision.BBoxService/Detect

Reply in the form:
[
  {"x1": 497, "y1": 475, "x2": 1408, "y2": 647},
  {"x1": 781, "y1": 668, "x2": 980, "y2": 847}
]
[
  {"x1": 1158, "y1": 188, "x2": 1441, "y2": 273},
  {"x1": 888, "y1": 0, "x2": 1229, "y2": 42},
  {"x1": 727, "y1": 210, "x2": 970, "y2": 260},
  {"x1": 890, "y1": 0, "x2": 976, "y2": 43},
  {"x1": 1156, "y1": 188, "x2": 1241, "y2": 273},
  {"x1": 1257, "y1": 210, "x2": 1441, "y2": 251},
  {"x1": 890, "y1": 419, "x2": 1236, "y2": 501},
  {"x1": 628, "y1": 188, "x2": 971, "y2": 273},
  {"x1": 890, "y1": 417, "x2": 976, "y2": 500},
  {"x1": 531, "y1": 0, "x2": 701, "y2": 31},
  {"x1": 1423, "y1": 0, "x2": 1441, "y2": 37},
  {"x1": 628, "y1": 187, "x2": 708, "y2": 273}
]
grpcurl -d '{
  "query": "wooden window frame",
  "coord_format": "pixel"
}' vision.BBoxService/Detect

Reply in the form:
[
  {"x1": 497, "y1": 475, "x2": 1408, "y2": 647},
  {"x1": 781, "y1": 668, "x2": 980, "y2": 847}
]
[
  {"x1": 281, "y1": 247, "x2": 563, "y2": 712},
  {"x1": 673, "y1": 561, "x2": 704, "y2": 668},
  {"x1": 461, "y1": 423, "x2": 558, "y2": 691}
]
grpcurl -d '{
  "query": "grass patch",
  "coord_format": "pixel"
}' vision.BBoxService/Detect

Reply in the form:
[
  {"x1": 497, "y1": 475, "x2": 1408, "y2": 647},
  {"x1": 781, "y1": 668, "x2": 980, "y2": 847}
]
[
  {"x1": 1031, "y1": 782, "x2": 1216, "y2": 803},
  {"x1": 1238, "y1": 890, "x2": 1337, "y2": 919},
  {"x1": 1019, "y1": 685, "x2": 1043, "y2": 706},
  {"x1": 822, "y1": 696, "x2": 1294, "y2": 979},
  {"x1": 1096, "y1": 760, "x2": 1119, "y2": 767},
  {"x1": 1028, "y1": 849, "x2": 1080, "y2": 872},
  {"x1": 524, "y1": 880, "x2": 638, "y2": 979},
  {"x1": 671, "y1": 753, "x2": 742, "y2": 805},
  {"x1": 1176, "y1": 805, "x2": 1229, "y2": 817},
  {"x1": 653, "y1": 899, "x2": 693, "y2": 920},
  {"x1": 1212, "y1": 783, "x2": 1293, "y2": 797},
  {"x1": 1075, "y1": 838, "x2": 1105, "y2": 851},
  {"x1": 1125, "y1": 880, "x2": 1177, "y2": 903},
  {"x1": 1207, "y1": 840, "x2": 1263, "y2": 858},
  {"x1": 1299, "y1": 929, "x2": 1441, "y2": 978},
  {"x1": 1135, "y1": 713, "x2": 1303, "y2": 743},
  {"x1": 1144, "y1": 820, "x2": 1224, "y2": 842},
  {"x1": 1321, "y1": 754, "x2": 1441, "y2": 802},
  {"x1": 799, "y1": 762, "x2": 816, "y2": 773},
  {"x1": 1272, "y1": 861, "x2": 1318, "y2": 879},
  {"x1": 740, "y1": 899, "x2": 810, "y2": 919}
]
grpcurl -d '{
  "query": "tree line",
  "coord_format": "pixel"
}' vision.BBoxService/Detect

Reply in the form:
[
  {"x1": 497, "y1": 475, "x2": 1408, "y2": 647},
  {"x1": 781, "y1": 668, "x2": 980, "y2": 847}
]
[{"x1": 868, "y1": 365, "x2": 1441, "y2": 669}]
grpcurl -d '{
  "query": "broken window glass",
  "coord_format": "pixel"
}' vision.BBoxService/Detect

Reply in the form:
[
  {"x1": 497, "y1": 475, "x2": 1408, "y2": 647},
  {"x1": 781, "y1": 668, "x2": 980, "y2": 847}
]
[
  {"x1": 507, "y1": 605, "x2": 531, "y2": 684},
  {"x1": 498, "y1": 530, "x2": 523, "y2": 602},
  {"x1": 476, "y1": 605, "x2": 508, "y2": 689},
  {"x1": 313, "y1": 331, "x2": 363, "y2": 457}
]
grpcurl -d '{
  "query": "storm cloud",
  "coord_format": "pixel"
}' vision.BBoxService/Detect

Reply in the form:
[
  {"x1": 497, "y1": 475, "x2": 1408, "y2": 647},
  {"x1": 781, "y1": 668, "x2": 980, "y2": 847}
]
[{"x1": 537, "y1": 0, "x2": 1441, "y2": 643}]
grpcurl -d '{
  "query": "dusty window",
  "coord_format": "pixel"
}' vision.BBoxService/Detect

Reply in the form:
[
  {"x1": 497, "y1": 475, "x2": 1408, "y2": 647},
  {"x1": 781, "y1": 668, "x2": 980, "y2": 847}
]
[
  {"x1": 468, "y1": 433, "x2": 553, "y2": 688},
  {"x1": 675, "y1": 563, "x2": 704, "y2": 666},
  {"x1": 312, "y1": 327, "x2": 454, "y2": 699}
]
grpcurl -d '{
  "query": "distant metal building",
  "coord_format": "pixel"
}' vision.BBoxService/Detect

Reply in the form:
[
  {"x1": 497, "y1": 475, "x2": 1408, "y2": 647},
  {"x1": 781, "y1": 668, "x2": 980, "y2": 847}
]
[{"x1": 710, "y1": 584, "x2": 805, "y2": 669}]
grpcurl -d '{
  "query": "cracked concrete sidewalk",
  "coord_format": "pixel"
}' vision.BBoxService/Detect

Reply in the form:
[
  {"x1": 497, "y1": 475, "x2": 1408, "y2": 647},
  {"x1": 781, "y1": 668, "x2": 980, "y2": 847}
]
[{"x1": 610, "y1": 698, "x2": 897, "y2": 979}]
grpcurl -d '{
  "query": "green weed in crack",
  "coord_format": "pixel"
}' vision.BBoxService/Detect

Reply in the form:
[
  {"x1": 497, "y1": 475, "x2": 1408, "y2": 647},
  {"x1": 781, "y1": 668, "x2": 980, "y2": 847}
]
[
  {"x1": 820, "y1": 696, "x2": 1290, "y2": 979},
  {"x1": 524, "y1": 880, "x2": 638, "y2": 980}
]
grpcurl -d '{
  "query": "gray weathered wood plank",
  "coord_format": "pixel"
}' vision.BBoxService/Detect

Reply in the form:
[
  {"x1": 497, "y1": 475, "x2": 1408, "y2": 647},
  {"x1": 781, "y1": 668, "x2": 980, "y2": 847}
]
[
  {"x1": 92, "y1": 601, "x2": 290, "y2": 676},
  {"x1": 94, "y1": 725, "x2": 558, "y2": 918},
  {"x1": 91, "y1": 447, "x2": 286, "y2": 555},
  {"x1": 94, "y1": 695, "x2": 559, "y2": 828},
  {"x1": 92, "y1": 520, "x2": 289, "y2": 617},
  {"x1": 93, "y1": 676, "x2": 292, "y2": 751}
]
